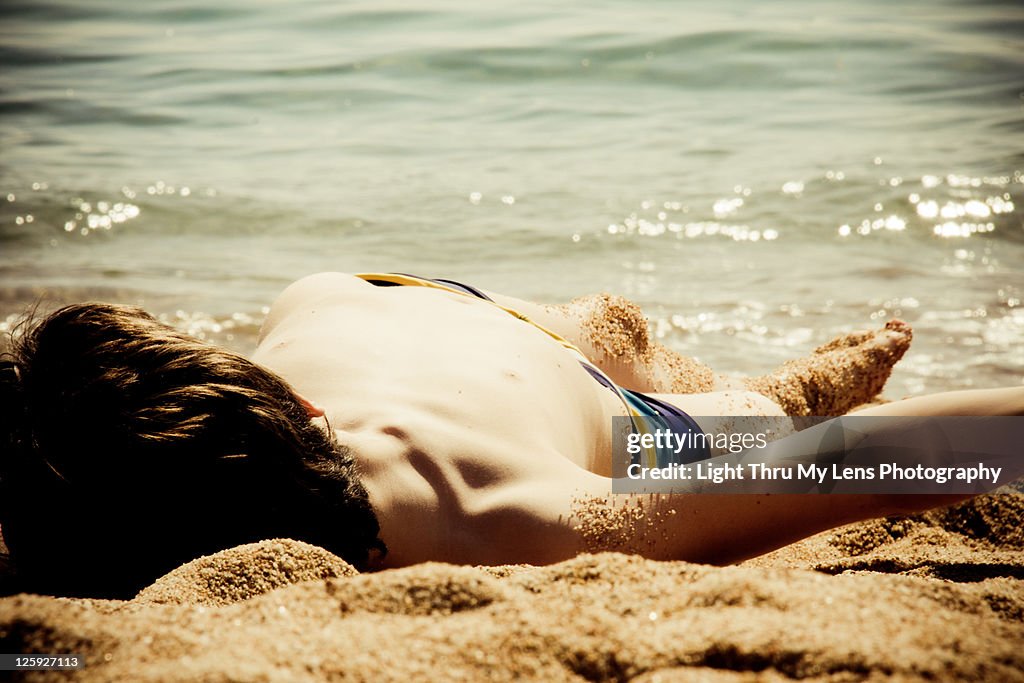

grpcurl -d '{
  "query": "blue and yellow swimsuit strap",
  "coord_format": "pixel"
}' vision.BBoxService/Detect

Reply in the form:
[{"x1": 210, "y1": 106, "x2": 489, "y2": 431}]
[
  {"x1": 356, "y1": 272, "x2": 659, "y2": 460},
  {"x1": 359, "y1": 273, "x2": 495, "y2": 302},
  {"x1": 357, "y1": 273, "x2": 593, "y2": 362}
]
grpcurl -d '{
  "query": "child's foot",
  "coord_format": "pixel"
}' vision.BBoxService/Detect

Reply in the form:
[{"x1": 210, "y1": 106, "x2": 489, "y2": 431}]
[{"x1": 744, "y1": 320, "x2": 913, "y2": 416}]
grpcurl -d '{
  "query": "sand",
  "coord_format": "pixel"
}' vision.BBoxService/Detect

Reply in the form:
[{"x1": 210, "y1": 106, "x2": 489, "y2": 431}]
[{"x1": 2, "y1": 492, "x2": 1022, "y2": 682}]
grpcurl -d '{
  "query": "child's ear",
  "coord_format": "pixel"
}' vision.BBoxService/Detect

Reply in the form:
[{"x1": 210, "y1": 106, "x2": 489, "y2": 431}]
[{"x1": 294, "y1": 392, "x2": 325, "y2": 418}]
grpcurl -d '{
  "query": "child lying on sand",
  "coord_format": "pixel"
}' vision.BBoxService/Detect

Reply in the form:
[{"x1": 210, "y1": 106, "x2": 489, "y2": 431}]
[{"x1": 0, "y1": 272, "x2": 1020, "y2": 597}]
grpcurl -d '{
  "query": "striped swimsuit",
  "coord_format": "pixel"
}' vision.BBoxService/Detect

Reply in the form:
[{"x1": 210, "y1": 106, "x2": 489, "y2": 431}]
[{"x1": 357, "y1": 273, "x2": 709, "y2": 466}]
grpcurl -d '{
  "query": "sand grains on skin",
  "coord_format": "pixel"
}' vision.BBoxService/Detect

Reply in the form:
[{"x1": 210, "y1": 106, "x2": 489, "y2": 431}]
[
  {"x1": 572, "y1": 293, "x2": 718, "y2": 394},
  {"x1": 745, "y1": 320, "x2": 913, "y2": 416},
  {"x1": 571, "y1": 493, "x2": 679, "y2": 557},
  {"x1": 571, "y1": 293, "x2": 914, "y2": 415}
]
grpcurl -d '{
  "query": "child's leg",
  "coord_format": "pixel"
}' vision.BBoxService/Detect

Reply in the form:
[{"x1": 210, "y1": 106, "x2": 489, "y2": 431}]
[
  {"x1": 485, "y1": 289, "x2": 912, "y2": 416},
  {"x1": 485, "y1": 290, "x2": 716, "y2": 392}
]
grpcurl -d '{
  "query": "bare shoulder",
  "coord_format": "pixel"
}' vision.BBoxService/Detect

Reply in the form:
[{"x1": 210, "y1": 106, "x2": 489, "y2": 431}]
[{"x1": 258, "y1": 272, "x2": 372, "y2": 343}]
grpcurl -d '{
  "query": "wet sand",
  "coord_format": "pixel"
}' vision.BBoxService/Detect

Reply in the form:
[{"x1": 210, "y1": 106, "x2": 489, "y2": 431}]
[{"x1": 1, "y1": 492, "x2": 1021, "y2": 682}]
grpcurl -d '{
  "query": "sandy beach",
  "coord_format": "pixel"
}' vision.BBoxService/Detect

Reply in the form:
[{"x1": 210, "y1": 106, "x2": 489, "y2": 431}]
[
  {"x1": 2, "y1": 490, "x2": 1021, "y2": 682},
  {"x1": 2, "y1": 0, "x2": 1023, "y2": 680}
]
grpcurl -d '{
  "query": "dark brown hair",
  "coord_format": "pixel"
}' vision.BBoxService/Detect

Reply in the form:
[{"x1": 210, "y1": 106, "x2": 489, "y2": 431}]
[{"x1": 0, "y1": 303, "x2": 385, "y2": 597}]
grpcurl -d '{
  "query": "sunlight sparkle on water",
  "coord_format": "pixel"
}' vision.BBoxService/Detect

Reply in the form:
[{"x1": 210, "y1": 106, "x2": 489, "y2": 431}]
[
  {"x1": 909, "y1": 190, "x2": 1011, "y2": 239},
  {"x1": 158, "y1": 310, "x2": 262, "y2": 343},
  {"x1": 837, "y1": 215, "x2": 905, "y2": 236},
  {"x1": 933, "y1": 222, "x2": 995, "y2": 238},
  {"x1": 64, "y1": 197, "x2": 140, "y2": 235},
  {"x1": 840, "y1": 174, "x2": 1017, "y2": 240},
  {"x1": 146, "y1": 180, "x2": 185, "y2": 196},
  {"x1": 608, "y1": 217, "x2": 777, "y2": 242},
  {"x1": 712, "y1": 197, "x2": 743, "y2": 217},
  {"x1": 610, "y1": 190, "x2": 778, "y2": 242}
]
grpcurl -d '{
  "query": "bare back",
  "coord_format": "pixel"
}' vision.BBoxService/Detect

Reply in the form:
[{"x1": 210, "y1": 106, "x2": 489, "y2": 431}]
[{"x1": 251, "y1": 272, "x2": 621, "y2": 567}]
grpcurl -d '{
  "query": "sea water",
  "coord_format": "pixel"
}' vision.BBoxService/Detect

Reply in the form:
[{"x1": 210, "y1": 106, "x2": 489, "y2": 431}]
[{"x1": 2, "y1": 0, "x2": 1022, "y2": 393}]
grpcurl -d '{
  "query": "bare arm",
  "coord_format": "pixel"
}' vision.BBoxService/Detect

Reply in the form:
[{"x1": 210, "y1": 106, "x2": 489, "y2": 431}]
[
  {"x1": 467, "y1": 459, "x2": 911, "y2": 567},
  {"x1": 568, "y1": 490, "x2": 925, "y2": 565},
  {"x1": 473, "y1": 399, "x2": 1024, "y2": 565}
]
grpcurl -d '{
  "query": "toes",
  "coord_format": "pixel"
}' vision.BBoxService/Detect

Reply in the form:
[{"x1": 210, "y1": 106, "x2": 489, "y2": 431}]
[
  {"x1": 883, "y1": 318, "x2": 913, "y2": 342},
  {"x1": 873, "y1": 321, "x2": 913, "y2": 359},
  {"x1": 813, "y1": 330, "x2": 873, "y2": 354},
  {"x1": 816, "y1": 320, "x2": 913, "y2": 357}
]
